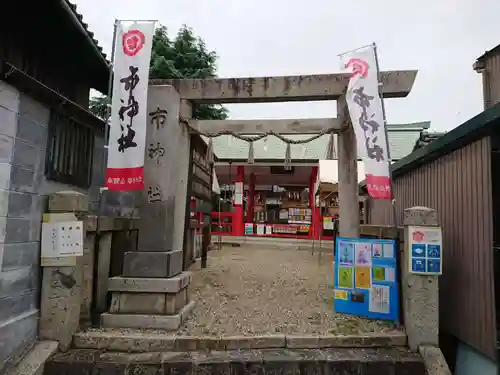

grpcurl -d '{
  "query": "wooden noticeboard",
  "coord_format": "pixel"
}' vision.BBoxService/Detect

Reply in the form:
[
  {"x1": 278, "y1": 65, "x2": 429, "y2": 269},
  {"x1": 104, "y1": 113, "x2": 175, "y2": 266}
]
[
  {"x1": 190, "y1": 136, "x2": 212, "y2": 202},
  {"x1": 185, "y1": 135, "x2": 213, "y2": 270}
]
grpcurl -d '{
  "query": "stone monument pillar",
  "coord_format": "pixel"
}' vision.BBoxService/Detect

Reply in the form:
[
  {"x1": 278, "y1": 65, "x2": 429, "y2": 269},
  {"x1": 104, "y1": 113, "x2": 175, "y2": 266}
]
[
  {"x1": 102, "y1": 86, "x2": 195, "y2": 330},
  {"x1": 402, "y1": 206, "x2": 439, "y2": 350}
]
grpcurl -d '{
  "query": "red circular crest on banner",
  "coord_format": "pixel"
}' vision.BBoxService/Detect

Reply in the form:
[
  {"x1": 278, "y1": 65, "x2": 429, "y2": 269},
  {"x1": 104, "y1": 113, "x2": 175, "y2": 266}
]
[{"x1": 122, "y1": 30, "x2": 145, "y2": 56}]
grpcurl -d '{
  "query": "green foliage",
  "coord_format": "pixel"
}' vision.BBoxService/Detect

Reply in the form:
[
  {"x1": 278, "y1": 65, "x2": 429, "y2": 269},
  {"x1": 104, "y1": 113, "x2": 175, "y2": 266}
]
[
  {"x1": 89, "y1": 25, "x2": 228, "y2": 120},
  {"x1": 89, "y1": 95, "x2": 109, "y2": 120}
]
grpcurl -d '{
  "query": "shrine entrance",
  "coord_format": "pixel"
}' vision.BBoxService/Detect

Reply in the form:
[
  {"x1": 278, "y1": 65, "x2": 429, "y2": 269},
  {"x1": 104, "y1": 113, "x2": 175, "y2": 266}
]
[
  {"x1": 157, "y1": 69, "x2": 417, "y2": 244},
  {"x1": 101, "y1": 66, "x2": 418, "y2": 333}
]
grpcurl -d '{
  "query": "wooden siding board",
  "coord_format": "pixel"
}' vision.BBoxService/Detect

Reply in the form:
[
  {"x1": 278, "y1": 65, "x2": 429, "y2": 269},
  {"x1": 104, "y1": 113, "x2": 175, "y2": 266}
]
[
  {"x1": 485, "y1": 55, "x2": 500, "y2": 109},
  {"x1": 367, "y1": 137, "x2": 496, "y2": 359}
]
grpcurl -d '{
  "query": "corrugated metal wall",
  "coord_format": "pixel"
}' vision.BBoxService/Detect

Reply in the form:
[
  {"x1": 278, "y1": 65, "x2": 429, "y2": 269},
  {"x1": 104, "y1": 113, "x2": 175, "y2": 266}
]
[
  {"x1": 482, "y1": 53, "x2": 500, "y2": 110},
  {"x1": 367, "y1": 137, "x2": 496, "y2": 359}
]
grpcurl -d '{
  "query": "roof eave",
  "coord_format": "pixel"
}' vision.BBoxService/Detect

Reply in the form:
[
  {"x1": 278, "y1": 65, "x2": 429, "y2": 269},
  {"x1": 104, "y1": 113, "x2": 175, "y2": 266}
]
[
  {"x1": 475, "y1": 44, "x2": 500, "y2": 65},
  {"x1": 360, "y1": 102, "x2": 500, "y2": 190},
  {"x1": 60, "y1": 0, "x2": 110, "y2": 73}
]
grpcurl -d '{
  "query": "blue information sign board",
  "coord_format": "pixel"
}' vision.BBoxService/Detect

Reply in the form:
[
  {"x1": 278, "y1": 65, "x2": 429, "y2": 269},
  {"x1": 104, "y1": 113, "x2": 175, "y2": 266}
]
[
  {"x1": 334, "y1": 237, "x2": 399, "y2": 322},
  {"x1": 407, "y1": 226, "x2": 443, "y2": 275}
]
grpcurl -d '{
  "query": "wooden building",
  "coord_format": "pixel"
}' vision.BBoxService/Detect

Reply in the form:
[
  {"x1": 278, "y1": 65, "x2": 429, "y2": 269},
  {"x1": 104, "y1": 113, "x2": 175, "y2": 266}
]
[
  {"x1": 474, "y1": 43, "x2": 500, "y2": 110},
  {"x1": 364, "y1": 47, "x2": 500, "y2": 374},
  {"x1": 0, "y1": 1, "x2": 112, "y2": 372}
]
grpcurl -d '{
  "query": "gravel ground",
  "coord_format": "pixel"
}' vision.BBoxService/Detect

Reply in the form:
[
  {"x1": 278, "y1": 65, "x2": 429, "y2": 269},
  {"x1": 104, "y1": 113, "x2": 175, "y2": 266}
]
[{"x1": 175, "y1": 246, "x2": 394, "y2": 336}]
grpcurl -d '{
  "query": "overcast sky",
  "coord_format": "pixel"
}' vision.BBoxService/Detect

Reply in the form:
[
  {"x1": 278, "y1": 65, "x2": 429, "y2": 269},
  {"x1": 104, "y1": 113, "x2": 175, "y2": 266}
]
[{"x1": 74, "y1": 0, "x2": 500, "y2": 132}]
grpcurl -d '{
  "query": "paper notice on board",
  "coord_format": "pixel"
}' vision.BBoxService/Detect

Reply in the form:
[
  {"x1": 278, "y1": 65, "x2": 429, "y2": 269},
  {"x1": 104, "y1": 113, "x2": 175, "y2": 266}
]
[
  {"x1": 234, "y1": 193, "x2": 243, "y2": 205},
  {"x1": 369, "y1": 285, "x2": 390, "y2": 314}
]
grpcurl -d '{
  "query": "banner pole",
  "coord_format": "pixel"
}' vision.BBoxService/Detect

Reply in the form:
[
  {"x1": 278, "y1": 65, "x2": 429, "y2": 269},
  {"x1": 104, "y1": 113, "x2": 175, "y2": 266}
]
[
  {"x1": 103, "y1": 19, "x2": 119, "y2": 156},
  {"x1": 98, "y1": 19, "x2": 118, "y2": 211},
  {"x1": 372, "y1": 42, "x2": 398, "y2": 228},
  {"x1": 93, "y1": 19, "x2": 119, "y2": 317}
]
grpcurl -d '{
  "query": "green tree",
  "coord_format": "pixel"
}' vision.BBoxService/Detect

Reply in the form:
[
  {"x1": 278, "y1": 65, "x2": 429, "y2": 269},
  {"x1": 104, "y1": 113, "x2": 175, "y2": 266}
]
[{"x1": 89, "y1": 25, "x2": 228, "y2": 120}]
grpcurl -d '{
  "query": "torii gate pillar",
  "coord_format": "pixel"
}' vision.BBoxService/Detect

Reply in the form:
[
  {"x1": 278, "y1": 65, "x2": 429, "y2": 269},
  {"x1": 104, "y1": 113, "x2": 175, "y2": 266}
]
[{"x1": 337, "y1": 97, "x2": 360, "y2": 237}]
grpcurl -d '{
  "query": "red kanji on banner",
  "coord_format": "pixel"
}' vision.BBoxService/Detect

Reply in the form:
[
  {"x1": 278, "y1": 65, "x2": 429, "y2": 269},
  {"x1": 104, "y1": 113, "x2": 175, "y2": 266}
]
[{"x1": 122, "y1": 30, "x2": 145, "y2": 56}]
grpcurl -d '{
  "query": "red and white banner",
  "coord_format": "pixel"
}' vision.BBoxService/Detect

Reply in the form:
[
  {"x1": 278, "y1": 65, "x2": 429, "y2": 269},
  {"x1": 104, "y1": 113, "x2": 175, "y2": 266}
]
[
  {"x1": 105, "y1": 21, "x2": 155, "y2": 191},
  {"x1": 340, "y1": 46, "x2": 392, "y2": 200}
]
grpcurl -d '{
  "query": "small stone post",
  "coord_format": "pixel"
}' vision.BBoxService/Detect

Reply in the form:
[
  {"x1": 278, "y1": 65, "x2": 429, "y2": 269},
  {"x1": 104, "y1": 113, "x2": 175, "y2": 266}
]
[
  {"x1": 39, "y1": 191, "x2": 88, "y2": 351},
  {"x1": 402, "y1": 206, "x2": 439, "y2": 350},
  {"x1": 95, "y1": 230, "x2": 113, "y2": 313}
]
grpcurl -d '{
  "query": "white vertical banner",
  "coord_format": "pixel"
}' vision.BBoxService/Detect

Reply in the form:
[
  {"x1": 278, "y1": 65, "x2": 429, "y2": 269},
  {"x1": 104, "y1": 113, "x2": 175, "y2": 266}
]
[
  {"x1": 106, "y1": 21, "x2": 155, "y2": 191},
  {"x1": 340, "y1": 46, "x2": 392, "y2": 200}
]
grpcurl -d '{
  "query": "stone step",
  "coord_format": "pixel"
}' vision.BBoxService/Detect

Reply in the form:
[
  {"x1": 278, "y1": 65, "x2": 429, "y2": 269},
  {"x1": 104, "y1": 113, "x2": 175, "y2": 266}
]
[
  {"x1": 73, "y1": 330, "x2": 407, "y2": 352},
  {"x1": 217, "y1": 236, "x2": 334, "y2": 251},
  {"x1": 100, "y1": 300, "x2": 196, "y2": 331},
  {"x1": 44, "y1": 347, "x2": 426, "y2": 375}
]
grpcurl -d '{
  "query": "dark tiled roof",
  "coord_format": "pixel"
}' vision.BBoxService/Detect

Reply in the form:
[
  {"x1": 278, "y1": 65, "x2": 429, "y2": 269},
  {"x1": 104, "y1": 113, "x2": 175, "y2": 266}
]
[
  {"x1": 412, "y1": 131, "x2": 446, "y2": 151},
  {"x1": 62, "y1": 0, "x2": 110, "y2": 66}
]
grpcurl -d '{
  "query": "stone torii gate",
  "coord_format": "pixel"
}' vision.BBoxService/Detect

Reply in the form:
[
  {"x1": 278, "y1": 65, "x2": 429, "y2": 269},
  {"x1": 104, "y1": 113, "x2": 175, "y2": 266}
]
[
  {"x1": 163, "y1": 70, "x2": 416, "y2": 238},
  {"x1": 103, "y1": 70, "x2": 417, "y2": 330}
]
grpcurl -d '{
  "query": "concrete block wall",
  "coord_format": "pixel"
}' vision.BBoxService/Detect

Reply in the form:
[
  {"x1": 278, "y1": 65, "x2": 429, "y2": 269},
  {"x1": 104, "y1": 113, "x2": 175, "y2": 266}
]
[
  {"x1": 0, "y1": 80, "x2": 138, "y2": 371},
  {"x1": 0, "y1": 81, "x2": 42, "y2": 371}
]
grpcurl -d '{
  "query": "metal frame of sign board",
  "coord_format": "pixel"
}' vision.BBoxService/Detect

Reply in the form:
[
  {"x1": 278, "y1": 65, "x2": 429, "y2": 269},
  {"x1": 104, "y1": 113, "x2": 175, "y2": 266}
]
[
  {"x1": 407, "y1": 225, "x2": 443, "y2": 276},
  {"x1": 334, "y1": 237, "x2": 400, "y2": 323}
]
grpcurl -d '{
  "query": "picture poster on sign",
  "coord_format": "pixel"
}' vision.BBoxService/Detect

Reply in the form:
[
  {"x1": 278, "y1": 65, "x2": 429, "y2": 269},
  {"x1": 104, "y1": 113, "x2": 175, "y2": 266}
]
[
  {"x1": 408, "y1": 226, "x2": 443, "y2": 275},
  {"x1": 334, "y1": 237, "x2": 399, "y2": 322}
]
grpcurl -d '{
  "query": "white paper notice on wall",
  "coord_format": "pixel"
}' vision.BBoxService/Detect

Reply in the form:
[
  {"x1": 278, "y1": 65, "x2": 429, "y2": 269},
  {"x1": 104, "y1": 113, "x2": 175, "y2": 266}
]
[{"x1": 41, "y1": 221, "x2": 84, "y2": 266}]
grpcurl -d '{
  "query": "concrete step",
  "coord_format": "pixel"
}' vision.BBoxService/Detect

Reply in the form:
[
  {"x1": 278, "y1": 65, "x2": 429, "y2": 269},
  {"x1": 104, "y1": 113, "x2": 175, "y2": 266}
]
[
  {"x1": 44, "y1": 347, "x2": 426, "y2": 375},
  {"x1": 5, "y1": 341, "x2": 58, "y2": 375},
  {"x1": 216, "y1": 236, "x2": 334, "y2": 251},
  {"x1": 72, "y1": 330, "x2": 407, "y2": 352}
]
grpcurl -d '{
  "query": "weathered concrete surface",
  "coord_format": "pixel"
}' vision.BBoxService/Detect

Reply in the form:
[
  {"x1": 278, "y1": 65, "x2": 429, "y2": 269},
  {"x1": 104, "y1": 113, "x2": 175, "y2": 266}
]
[
  {"x1": 80, "y1": 231, "x2": 95, "y2": 323},
  {"x1": 108, "y1": 272, "x2": 192, "y2": 293},
  {"x1": 136, "y1": 85, "x2": 189, "y2": 255},
  {"x1": 108, "y1": 286, "x2": 188, "y2": 315},
  {"x1": 104, "y1": 85, "x2": 193, "y2": 329},
  {"x1": 48, "y1": 191, "x2": 88, "y2": 213},
  {"x1": 152, "y1": 70, "x2": 418, "y2": 104},
  {"x1": 402, "y1": 207, "x2": 439, "y2": 350},
  {"x1": 44, "y1": 347, "x2": 426, "y2": 375},
  {"x1": 101, "y1": 300, "x2": 196, "y2": 330},
  {"x1": 122, "y1": 250, "x2": 183, "y2": 278},
  {"x1": 216, "y1": 235, "x2": 334, "y2": 252},
  {"x1": 39, "y1": 191, "x2": 88, "y2": 351},
  {"x1": 5, "y1": 341, "x2": 58, "y2": 375},
  {"x1": 419, "y1": 345, "x2": 452, "y2": 375},
  {"x1": 73, "y1": 330, "x2": 407, "y2": 352},
  {"x1": 337, "y1": 97, "x2": 359, "y2": 238},
  {"x1": 94, "y1": 231, "x2": 112, "y2": 312}
]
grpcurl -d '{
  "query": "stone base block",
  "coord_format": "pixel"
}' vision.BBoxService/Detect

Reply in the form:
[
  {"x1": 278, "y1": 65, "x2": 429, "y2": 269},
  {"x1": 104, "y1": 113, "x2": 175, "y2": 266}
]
[
  {"x1": 109, "y1": 287, "x2": 189, "y2": 315},
  {"x1": 123, "y1": 250, "x2": 183, "y2": 278},
  {"x1": 108, "y1": 272, "x2": 192, "y2": 293},
  {"x1": 101, "y1": 300, "x2": 195, "y2": 330}
]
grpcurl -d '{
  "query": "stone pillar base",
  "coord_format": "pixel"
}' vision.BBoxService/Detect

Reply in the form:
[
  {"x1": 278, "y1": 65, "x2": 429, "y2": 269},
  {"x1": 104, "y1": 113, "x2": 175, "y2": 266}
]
[{"x1": 101, "y1": 271, "x2": 194, "y2": 330}]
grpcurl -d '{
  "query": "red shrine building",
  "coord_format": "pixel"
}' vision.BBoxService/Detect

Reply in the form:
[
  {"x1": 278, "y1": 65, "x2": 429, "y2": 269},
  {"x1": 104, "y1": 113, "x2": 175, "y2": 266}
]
[{"x1": 209, "y1": 122, "x2": 430, "y2": 240}]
